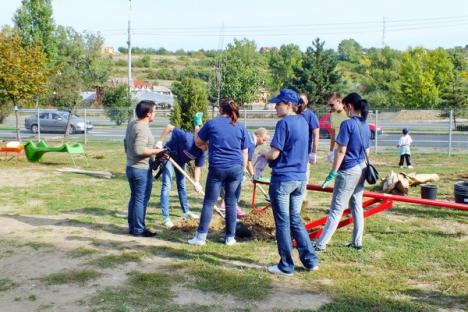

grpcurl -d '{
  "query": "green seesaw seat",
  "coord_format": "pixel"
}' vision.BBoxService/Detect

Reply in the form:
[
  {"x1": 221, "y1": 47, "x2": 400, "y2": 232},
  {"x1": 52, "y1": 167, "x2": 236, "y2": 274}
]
[{"x1": 24, "y1": 140, "x2": 87, "y2": 166}]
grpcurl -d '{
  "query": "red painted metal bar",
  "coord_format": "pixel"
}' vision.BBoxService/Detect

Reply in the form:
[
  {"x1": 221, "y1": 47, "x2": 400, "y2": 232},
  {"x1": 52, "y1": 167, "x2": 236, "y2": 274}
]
[
  {"x1": 306, "y1": 183, "x2": 468, "y2": 211},
  {"x1": 251, "y1": 179, "x2": 466, "y2": 243}
]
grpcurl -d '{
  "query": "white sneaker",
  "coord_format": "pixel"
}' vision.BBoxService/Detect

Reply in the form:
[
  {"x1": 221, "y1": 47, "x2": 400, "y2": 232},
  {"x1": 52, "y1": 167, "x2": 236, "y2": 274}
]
[
  {"x1": 408, "y1": 165, "x2": 414, "y2": 169},
  {"x1": 183, "y1": 212, "x2": 200, "y2": 219},
  {"x1": 188, "y1": 236, "x2": 206, "y2": 245},
  {"x1": 225, "y1": 237, "x2": 237, "y2": 246},
  {"x1": 306, "y1": 265, "x2": 320, "y2": 272},
  {"x1": 267, "y1": 265, "x2": 293, "y2": 277},
  {"x1": 163, "y1": 218, "x2": 174, "y2": 229},
  {"x1": 188, "y1": 232, "x2": 207, "y2": 245}
]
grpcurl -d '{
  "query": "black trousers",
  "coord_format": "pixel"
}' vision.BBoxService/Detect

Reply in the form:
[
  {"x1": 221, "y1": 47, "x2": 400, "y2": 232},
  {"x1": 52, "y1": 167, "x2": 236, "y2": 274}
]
[{"x1": 399, "y1": 154, "x2": 412, "y2": 166}]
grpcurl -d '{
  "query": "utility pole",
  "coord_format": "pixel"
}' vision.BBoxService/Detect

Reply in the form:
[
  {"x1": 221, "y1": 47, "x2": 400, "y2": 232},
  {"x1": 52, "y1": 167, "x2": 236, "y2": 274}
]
[
  {"x1": 127, "y1": 0, "x2": 132, "y2": 97},
  {"x1": 214, "y1": 24, "x2": 224, "y2": 117},
  {"x1": 381, "y1": 16, "x2": 386, "y2": 48}
]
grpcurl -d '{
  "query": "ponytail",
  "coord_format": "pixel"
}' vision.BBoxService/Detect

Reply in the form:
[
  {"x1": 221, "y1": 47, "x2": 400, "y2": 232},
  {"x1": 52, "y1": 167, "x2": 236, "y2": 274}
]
[
  {"x1": 219, "y1": 97, "x2": 240, "y2": 124},
  {"x1": 343, "y1": 92, "x2": 369, "y2": 121},
  {"x1": 360, "y1": 99, "x2": 369, "y2": 121}
]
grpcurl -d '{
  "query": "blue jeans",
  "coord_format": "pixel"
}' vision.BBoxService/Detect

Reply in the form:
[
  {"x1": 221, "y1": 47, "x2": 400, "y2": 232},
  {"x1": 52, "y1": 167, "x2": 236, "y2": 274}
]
[
  {"x1": 269, "y1": 180, "x2": 318, "y2": 274},
  {"x1": 197, "y1": 165, "x2": 243, "y2": 239},
  {"x1": 126, "y1": 166, "x2": 153, "y2": 235},
  {"x1": 160, "y1": 161, "x2": 189, "y2": 218},
  {"x1": 316, "y1": 162, "x2": 366, "y2": 249}
]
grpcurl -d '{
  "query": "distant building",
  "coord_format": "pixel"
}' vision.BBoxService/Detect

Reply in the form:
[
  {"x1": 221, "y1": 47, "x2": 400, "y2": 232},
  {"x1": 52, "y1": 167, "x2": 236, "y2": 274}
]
[
  {"x1": 101, "y1": 46, "x2": 117, "y2": 55},
  {"x1": 108, "y1": 78, "x2": 153, "y2": 91},
  {"x1": 132, "y1": 90, "x2": 174, "y2": 109},
  {"x1": 152, "y1": 85, "x2": 173, "y2": 97}
]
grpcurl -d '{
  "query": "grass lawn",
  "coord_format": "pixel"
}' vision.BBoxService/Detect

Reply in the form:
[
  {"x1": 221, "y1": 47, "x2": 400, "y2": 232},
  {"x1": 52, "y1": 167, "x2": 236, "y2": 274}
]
[{"x1": 0, "y1": 140, "x2": 466, "y2": 311}]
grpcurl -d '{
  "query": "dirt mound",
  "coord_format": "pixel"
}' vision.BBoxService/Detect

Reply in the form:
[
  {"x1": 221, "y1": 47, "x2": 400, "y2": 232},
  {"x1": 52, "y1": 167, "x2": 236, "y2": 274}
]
[
  {"x1": 172, "y1": 209, "x2": 276, "y2": 241},
  {"x1": 237, "y1": 209, "x2": 276, "y2": 241},
  {"x1": 172, "y1": 215, "x2": 225, "y2": 233}
]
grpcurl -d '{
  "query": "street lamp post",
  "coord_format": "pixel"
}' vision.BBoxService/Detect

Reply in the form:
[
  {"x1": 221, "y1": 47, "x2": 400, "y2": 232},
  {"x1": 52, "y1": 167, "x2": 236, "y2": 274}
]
[{"x1": 127, "y1": 0, "x2": 132, "y2": 97}]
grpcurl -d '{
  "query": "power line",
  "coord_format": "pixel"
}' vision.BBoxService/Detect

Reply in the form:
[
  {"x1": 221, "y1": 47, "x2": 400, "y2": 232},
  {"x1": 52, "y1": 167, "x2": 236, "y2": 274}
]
[{"x1": 96, "y1": 15, "x2": 468, "y2": 34}]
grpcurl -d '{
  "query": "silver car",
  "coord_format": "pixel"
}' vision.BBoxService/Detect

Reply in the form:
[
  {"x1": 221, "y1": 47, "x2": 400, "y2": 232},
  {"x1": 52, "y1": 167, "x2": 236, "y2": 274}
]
[{"x1": 24, "y1": 111, "x2": 93, "y2": 134}]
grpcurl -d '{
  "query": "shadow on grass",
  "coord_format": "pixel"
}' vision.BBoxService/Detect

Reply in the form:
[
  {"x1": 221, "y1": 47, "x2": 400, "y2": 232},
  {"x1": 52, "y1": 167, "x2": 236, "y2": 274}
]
[
  {"x1": 1, "y1": 214, "x2": 127, "y2": 235},
  {"x1": 403, "y1": 289, "x2": 468, "y2": 311},
  {"x1": 316, "y1": 295, "x2": 432, "y2": 312},
  {"x1": 64, "y1": 235, "x2": 260, "y2": 267}
]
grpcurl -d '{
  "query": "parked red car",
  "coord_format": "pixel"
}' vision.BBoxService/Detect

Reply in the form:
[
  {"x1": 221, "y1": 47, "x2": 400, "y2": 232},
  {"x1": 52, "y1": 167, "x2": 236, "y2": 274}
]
[{"x1": 319, "y1": 113, "x2": 383, "y2": 139}]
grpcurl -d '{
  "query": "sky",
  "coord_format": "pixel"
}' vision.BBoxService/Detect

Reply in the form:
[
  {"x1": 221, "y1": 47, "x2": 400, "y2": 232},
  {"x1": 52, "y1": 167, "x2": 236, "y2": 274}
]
[{"x1": 1, "y1": 0, "x2": 468, "y2": 51}]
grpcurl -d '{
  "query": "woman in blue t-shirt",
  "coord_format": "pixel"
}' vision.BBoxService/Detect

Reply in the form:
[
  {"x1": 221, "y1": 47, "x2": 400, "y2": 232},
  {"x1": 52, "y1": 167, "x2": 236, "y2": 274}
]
[
  {"x1": 316, "y1": 93, "x2": 371, "y2": 252},
  {"x1": 263, "y1": 88, "x2": 319, "y2": 277},
  {"x1": 188, "y1": 97, "x2": 249, "y2": 246}
]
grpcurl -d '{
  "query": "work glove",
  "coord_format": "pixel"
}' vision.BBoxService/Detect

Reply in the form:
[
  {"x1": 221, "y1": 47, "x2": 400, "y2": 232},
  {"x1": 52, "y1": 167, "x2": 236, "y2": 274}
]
[
  {"x1": 193, "y1": 181, "x2": 204, "y2": 194},
  {"x1": 327, "y1": 151, "x2": 335, "y2": 164},
  {"x1": 193, "y1": 112, "x2": 203, "y2": 127},
  {"x1": 321, "y1": 170, "x2": 339, "y2": 188},
  {"x1": 308, "y1": 152, "x2": 317, "y2": 164},
  {"x1": 155, "y1": 140, "x2": 164, "y2": 149}
]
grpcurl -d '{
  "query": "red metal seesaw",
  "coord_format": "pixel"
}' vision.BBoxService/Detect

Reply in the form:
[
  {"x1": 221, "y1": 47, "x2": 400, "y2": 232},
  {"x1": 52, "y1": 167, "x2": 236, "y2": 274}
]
[{"x1": 251, "y1": 179, "x2": 467, "y2": 241}]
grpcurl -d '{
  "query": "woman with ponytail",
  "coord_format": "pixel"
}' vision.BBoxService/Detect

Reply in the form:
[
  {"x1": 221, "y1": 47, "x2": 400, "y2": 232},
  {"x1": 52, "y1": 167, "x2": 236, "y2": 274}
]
[
  {"x1": 316, "y1": 92, "x2": 370, "y2": 252},
  {"x1": 188, "y1": 97, "x2": 249, "y2": 246}
]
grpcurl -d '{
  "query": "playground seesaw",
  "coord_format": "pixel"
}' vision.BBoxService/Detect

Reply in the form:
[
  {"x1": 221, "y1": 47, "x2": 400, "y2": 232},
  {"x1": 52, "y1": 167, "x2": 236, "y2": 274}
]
[{"x1": 251, "y1": 179, "x2": 467, "y2": 241}]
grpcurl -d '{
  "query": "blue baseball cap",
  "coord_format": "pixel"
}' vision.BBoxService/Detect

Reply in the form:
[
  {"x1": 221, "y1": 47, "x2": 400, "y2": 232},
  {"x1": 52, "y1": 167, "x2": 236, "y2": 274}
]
[
  {"x1": 269, "y1": 88, "x2": 300, "y2": 106},
  {"x1": 402, "y1": 128, "x2": 409, "y2": 134}
]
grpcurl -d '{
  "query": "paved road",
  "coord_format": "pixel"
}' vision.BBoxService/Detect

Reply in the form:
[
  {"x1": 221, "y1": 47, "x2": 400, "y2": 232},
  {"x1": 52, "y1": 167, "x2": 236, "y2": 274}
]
[{"x1": 2, "y1": 128, "x2": 467, "y2": 149}]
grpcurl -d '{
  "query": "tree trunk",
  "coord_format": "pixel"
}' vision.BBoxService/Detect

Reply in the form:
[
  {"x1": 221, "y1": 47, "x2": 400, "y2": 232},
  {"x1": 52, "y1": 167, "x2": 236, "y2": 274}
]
[{"x1": 64, "y1": 102, "x2": 76, "y2": 139}]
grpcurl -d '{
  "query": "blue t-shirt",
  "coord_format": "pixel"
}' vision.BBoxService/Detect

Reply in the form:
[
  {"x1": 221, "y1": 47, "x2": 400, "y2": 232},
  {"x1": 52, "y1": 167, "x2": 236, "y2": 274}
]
[
  {"x1": 197, "y1": 115, "x2": 249, "y2": 168},
  {"x1": 269, "y1": 115, "x2": 308, "y2": 182},
  {"x1": 302, "y1": 109, "x2": 319, "y2": 153},
  {"x1": 247, "y1": 132, "x2": 256, "y2": 161},
  {"x1": 336, "y1": 116, "x2": 370, "y2": 171},
  {"x1": 165, "y1": 128, "x2": 206, "y2": 167}
]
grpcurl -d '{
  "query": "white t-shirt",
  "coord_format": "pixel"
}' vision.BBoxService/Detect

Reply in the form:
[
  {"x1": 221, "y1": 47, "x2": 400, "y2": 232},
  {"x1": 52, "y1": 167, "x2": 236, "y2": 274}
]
[{"x1": 398, "y1": 135, "x2": 413, "y2": 155}]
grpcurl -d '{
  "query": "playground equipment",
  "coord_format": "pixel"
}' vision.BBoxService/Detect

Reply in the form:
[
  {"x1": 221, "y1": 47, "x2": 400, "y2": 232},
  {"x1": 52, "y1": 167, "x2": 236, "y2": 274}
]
[
  {"x1": 251, "y1": 178, "x2": 467, "y2": 241},
  {"x1": 24, "y1": 140, "x2": 87, "y2": 167},
  {"x1": 0, "y1": 141, "x2": 24, "y2": 163}
]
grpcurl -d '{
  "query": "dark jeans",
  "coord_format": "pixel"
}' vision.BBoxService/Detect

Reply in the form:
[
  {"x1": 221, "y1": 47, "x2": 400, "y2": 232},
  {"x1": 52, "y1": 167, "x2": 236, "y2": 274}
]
[
  {"x1": 126, "y1": 166, "x2": 153, "y2": 235},
  {"x1": 399, "y1": 154, "x2": 412, "y2": 166},
  {"x1": 269, "y1": 180, "x2": 319, "y2": 273},
  {"x1": 197, "y1": 165, "x2": 243, "y2": 238}
]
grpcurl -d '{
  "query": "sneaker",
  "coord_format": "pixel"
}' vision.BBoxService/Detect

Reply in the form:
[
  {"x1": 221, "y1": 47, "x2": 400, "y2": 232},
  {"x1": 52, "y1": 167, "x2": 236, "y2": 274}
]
[
  {"x1": 314, "y1": 246, "x2": 325, "y2": 252},
  {"x1": 132, "y1": 229, "x2": 157, "y2": 238},
  {"x1": 218, "y1": 201, "x2": 226, "y2": 212},
  {"x1": 267, "y1": 265, "x2": 293, "y2": 277},
  {"x1": 399, "y1": 166, "x2": 404, "y2": 168},
  {"x1": 345, "y1": 243, "x2": 363, "y2": 251},
  {"x1": 408, "y1": 165, "x2": 414, "y2": 169},
  {"x1": 236, "y1": 207, "x2": 246, "y2": 217},
  {"x1": 163, "y1": 218, "x2": 174, "y2": 229},
  {"x1": 188, "y1": 232, "x2": 207, "y2": 245},
  {"x1": 183, "y1": 212, "x2": 200, "y2": 219},
  {"x1": 225, "y1": 237, "x2": 237, "y2": 246},
  {"x1": 306, "y1": 265, "x2": 319, "y2": 272}
]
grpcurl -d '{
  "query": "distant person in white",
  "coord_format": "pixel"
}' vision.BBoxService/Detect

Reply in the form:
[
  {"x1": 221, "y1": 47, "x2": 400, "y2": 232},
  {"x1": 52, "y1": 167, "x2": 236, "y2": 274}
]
[{"x1": 397, "y1": 128, "x2": 413, "y2": 169}]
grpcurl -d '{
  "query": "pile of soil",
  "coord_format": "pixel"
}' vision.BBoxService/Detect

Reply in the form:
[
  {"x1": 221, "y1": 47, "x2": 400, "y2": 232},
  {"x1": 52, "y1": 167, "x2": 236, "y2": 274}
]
[
  {"x1": 236, "y1": 209, "x2": 276, "y2": 240},
  {"x1": 171, "y1": 209, "x2": 277, "y2": 241},
  {"x1": 172, "y1": 215, "x2": 225, "y2": 233}
]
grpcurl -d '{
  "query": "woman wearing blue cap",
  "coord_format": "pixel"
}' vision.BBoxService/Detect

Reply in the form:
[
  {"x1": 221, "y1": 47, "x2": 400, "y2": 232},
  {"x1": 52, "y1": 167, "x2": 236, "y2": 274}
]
[
  {"x1": 188, "y1": 97, "x2": 249, "y2": 246},
  {"x1": 263, "y1": 88, "x2": 319, "y2": 276},
  {"x1": 316, "y1": 92, "x2": 371, "y2": 252}
]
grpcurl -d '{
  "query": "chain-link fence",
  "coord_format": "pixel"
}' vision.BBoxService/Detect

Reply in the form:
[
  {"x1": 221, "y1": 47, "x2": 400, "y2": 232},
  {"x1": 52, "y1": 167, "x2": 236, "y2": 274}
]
[{"x1": 1, "y1": 107, "x2": 467, "y2": 154}]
